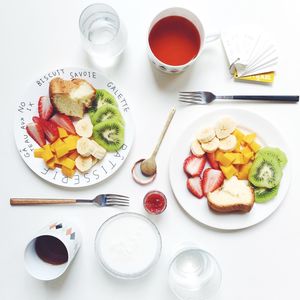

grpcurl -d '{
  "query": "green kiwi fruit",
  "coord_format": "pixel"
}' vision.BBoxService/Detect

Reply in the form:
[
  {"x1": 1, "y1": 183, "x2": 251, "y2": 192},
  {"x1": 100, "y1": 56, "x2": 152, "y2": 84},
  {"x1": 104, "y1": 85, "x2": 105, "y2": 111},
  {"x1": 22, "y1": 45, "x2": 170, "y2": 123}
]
[
  {"x1": 93, "y1": 120, "x2": 124, "y2": 152},
  {"x1": 249, "y1": 155, "x2": 282, "y2": 188},
  {"x1": 89, "y1": 90, "x2": 117, "y2": 118},
  {"x1": 91, "y1": 104, "x2": 124, "y2": 126},
  {"x1": 254, "y1": 185, "x2": 279, "y2": 203},
  {"x1": 257, "y1": 147, "x2": 287, "y2": 168}
]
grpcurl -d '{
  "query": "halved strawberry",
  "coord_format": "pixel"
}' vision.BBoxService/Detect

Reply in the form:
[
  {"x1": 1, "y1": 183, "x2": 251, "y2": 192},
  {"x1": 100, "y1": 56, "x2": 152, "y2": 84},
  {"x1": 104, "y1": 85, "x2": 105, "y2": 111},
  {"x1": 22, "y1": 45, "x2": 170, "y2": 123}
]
[
  {"x1": 50, "y1": 113, "x2": 76, "y2": 135},
  {"x1": 202, "y1": 168, "x2": 224, "y2": 196},
  {"x1": 206, "y1": 152, "x2": 220, "y2": 170},
  {"x1": 40, "y1": 119, "x2": 59, "y2": 143},
  {"x1": 183, "y1": 155, "x2": 206, "y2": 177},
  {"x1": 187, "y1": 177, "x2": 203, "y2": 199},
  {"x1": 38, "y1": 96, "x2": 53, "y2": 120},
  {"x1": 26, "y1": 122, "x2": 46, "y2": 147}
]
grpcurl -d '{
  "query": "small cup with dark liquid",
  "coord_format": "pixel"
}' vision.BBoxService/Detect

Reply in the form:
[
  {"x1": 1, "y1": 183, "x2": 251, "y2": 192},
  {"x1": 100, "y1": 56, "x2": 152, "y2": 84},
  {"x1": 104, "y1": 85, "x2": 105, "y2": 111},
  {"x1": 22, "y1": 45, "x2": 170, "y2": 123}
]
[
  {"x1": 24, "y1": 220, "x2": 81, "y2": 280},
  {"x1": 148, "y1": 7, "x2": 219, "y2": 73}
]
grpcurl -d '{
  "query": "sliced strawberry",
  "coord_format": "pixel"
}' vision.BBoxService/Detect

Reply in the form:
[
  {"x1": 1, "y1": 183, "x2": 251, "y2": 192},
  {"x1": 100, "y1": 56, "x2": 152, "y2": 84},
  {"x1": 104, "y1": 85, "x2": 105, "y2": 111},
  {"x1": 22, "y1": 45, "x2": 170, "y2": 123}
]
[
  {"x1": 202, "y1": 168, "x2": 224, "y2": 196},
  {"x1": 26, "y1": 122, "x2": 46, "y2": 147},
  {"x1": 183, "y1": 155, "x2": 206, "y2": 177},
  {"x1": 50, "y1": 113, "x2": 76, "y2": 135},
  {"x1": 187, "y1": 177, "x2": 203, "y2": 199},
  {"x1": 206, "y1": 152, "x2": 220, "y2": 170},
  {"x1": 38, "y1": 96, "x2": 53, "y2": 120},
  {"x1": 40, "y1": 119, "x2": 59, "y2": 143}
]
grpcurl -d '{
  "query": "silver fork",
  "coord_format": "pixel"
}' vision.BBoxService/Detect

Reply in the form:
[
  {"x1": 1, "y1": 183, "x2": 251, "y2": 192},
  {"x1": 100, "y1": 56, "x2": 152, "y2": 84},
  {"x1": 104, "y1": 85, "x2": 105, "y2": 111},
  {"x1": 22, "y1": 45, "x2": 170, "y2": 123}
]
[
  {"x1": 10, "y1": 194, "x2": 130, "y2": 207},
  {"x1": 179, "y1": 91, "x2": 299, "y2": 104}
]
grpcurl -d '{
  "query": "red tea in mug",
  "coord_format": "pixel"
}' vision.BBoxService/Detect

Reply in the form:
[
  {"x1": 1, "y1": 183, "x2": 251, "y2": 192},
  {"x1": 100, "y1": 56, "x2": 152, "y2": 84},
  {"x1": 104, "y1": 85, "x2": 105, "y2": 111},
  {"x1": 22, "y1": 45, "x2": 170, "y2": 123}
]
[{"x1": 149, "y1": 16, "x2": 201, "y2": 66}]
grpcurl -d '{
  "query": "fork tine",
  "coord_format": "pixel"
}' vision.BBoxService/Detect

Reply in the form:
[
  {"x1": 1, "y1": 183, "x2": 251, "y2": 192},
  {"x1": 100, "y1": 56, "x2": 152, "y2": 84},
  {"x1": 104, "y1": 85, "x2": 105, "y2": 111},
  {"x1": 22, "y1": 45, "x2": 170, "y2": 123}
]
[
  {"x1": 179, "y1": 91, "x2": 202, "y2": 95},
  {"x1": 106, "y1": 196, "x2": 130, "y2": 201},
  {"x1": 106, "y1": 201, "x2": 129, "y2": 206},
  {"x1": 105, "y1": 194, "x2": 129, "y2": 199},
  {"x1": 106, "y1": 198, "x2": 130, "y2": 203},
  {"x1": 179, "y1": 98, "x2": 206, "y2": 104}
]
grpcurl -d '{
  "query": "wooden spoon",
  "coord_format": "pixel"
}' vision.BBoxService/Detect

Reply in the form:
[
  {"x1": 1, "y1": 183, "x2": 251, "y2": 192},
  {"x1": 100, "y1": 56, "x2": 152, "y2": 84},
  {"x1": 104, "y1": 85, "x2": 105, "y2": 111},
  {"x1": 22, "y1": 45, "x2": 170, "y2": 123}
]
[{"x1": 140, "y1": 108, "x2": 176, "y2": 176}]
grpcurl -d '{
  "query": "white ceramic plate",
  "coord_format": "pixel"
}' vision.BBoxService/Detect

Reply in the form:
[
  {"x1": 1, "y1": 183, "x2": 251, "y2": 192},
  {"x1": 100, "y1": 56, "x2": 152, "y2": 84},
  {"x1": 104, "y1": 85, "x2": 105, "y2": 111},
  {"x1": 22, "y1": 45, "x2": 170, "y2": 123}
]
[
  {"x1": 169, "y1": 109, "x2": 291, "y2": 230},
  {"x1": 14, "y1": 67, "x2": 134, "y2": 188}
]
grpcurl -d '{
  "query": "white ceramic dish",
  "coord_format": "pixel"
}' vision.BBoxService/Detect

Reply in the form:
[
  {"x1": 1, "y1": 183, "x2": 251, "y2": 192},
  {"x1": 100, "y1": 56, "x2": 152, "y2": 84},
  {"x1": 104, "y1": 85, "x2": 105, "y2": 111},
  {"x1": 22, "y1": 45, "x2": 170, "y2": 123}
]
[
  {"x1": 169, "y1": 108, "x2": 291, "y2": 230},
  {"x1": 14, "y1": 67, "x2": 134, "y2": 188}
]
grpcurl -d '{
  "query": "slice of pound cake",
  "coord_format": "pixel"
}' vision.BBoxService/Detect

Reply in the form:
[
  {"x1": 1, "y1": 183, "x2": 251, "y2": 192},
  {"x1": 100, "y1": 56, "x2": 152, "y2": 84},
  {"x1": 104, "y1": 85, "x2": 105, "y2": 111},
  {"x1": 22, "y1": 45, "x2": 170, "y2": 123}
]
[
  {"x1": 207, "y1": 176, "x2": 254, "y2": 213},
  {"x1": 49, "y1": 78, "x2": 96, "y2": 118}
]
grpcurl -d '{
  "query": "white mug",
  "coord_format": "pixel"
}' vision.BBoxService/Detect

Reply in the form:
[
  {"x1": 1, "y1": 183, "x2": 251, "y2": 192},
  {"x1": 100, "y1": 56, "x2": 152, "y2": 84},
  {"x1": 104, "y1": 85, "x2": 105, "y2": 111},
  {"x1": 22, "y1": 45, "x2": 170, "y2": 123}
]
[
  {"x1": 147, "y1": 7, "x2": 219, "y2": 73},
  {"x1": 24, "y1": 220, "x2": 81, "y2": 281}
]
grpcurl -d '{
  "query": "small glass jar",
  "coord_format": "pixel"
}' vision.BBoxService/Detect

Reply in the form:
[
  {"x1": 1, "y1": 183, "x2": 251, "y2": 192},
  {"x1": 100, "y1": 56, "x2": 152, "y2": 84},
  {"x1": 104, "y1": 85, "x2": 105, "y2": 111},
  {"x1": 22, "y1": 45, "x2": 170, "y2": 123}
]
[{"x1": 143, "y1": 191, "x2": 167, "y2": 215}]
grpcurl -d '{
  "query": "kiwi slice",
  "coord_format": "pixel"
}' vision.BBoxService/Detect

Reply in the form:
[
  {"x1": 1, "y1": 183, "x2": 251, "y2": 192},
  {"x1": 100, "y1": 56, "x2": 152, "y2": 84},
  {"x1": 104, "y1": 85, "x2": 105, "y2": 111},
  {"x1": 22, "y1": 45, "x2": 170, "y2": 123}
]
[
  {"x1": 254, "y1": 185, "x2": 279, "y2": 203},
  {"x1": 89, "y1": 90, "x2": 117, "y2": 118},
  {"x1": 257, "y1": 147, "x2": 287, "y2": 168},
  {"x1": 91, "y1": 104, "x2": 124, "y2": 126},
  {"x1": 93, "y1": 120, "x2": 124, "y2": 152},
  {"x1": 249, "y1": 155, "x2": 282, "y2": 188}
]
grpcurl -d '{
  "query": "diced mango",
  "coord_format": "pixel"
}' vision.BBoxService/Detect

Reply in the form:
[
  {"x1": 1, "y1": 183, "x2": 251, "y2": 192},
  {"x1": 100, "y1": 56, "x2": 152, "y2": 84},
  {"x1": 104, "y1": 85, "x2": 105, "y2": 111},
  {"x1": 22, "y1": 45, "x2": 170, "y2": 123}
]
[
  {"x1": 42, "y1": 150, "x2": 54, "y2": 162},
  {"x1": 58, "y1": 157, "x2": 75, "y2": 169},
  {"x1": 232, "y1": 153, "x2": 245, "y2": 165},
  {"x1": 241, "y1": 146, "x2": 252, "y2": 156},
  {"x1": 217, "y1": 152, "x2": 232, "y2": 166},
  {"x1": 68, "y1": 151, "x2": 79, "y2": 160},
  {"x1": 233, "y1": 141, "x2": 241, "y2": 152},
  {"x1": 215, "y1": 150, "x2": 224, "y2": 162},
  {"x1": 61, "y1": 166, "x2": 76, "y2": 178},
  {"x1": 43, "y1": 144, "x2": 52, "y2": 152},
  {"x1": 50, "y1": 138, "x2": 64, "y2": 153},
  {"x1": 58, "y1": 127, "x2": 68, "y2": 139},
  {"x1": 34, "y1": 148, "x2": 45, "y2": 158},
  {"x1": 233, "y1": 129, "x2": 245, "y2": 142},
  {"x1": 249, "y1": 141, "x2": 261, "y2": 153},
  {"x1": 56, "y1": 144, "x2": 70, "y2": 158},
  {"x1": 47, "y1": 158, "x2": 56, "y2": 170},
  {"x1": 64, "y1": 135, "x2": 80, "y2": 151},
  {"x1": 243, "y1": 133, "x2": 256, "y2": 144},
  {"x1": 220, "y1": 165, "x2": 238, "y2": 179},
  {"x1": 237, "y1": 162, "x2": 253, "y2": 180}
]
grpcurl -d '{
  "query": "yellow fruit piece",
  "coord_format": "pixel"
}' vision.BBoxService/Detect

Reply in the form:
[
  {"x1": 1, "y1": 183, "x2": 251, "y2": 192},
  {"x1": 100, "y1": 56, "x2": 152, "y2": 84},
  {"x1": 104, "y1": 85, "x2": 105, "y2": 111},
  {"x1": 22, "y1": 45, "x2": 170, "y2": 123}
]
[
  {"x1": 50, "y1": 138, "x2": 64, "y2": 153},
  {"x1": 232, "y1": 153, "x2": 245, "y2": 165},
  {"x1": 61, "y1": 166, "x2": 76, "y2": 178},
  {"x1": 58, "y1": 127, "x2": 68, "y2": 139},
  {"x1": 215, "y1": 150, "x2": 224, "y2": 162},
  {"x1": 46, "y1": 158, "x2": 56, "y2": 170},
  {"x1": 237, "y1": 162, "x2": 253, "y2": 180},
  {"x1": 249, "y1": 141, "x2": 261, "y2": 153},
  {"x1": 241, "y1": 146, "x2": 252, "y2": 156},
  {"x1": 42, "y1": 149, "x2": 54, "y2": 162},
  {"x1": 217, "y1": 152, "x2": 232, "y2": 166},
  {"x1": 233, "y1": 141, "x2": 241, "y2": 152},
  {"x1": 68, "y1": 151, "x2": 79, "y2": 160},
  {"x1": 34, "y1": 148, "x2": 45, "y2": 158},
  {"x1": 64, "y1": 135, "x2": 80, "y2": 151},
  {"x1": 233, "y1": 129, "x2": 245, "y2": 142},
  {"x1": 58, "y1": 157, "x2": 75, "y2": 169},
  {"x1": 43, "y1": 144, "x2": 52, "y2": 152},
  {"x1": 243, "y1": 133, "x2": 256, "y2": 144},
  {"x1": 56, "y1": 144, "x2": 70, "y2": 158},
  {"x1": 220, "y1": 165, "x2": 238, "y2": 179}
]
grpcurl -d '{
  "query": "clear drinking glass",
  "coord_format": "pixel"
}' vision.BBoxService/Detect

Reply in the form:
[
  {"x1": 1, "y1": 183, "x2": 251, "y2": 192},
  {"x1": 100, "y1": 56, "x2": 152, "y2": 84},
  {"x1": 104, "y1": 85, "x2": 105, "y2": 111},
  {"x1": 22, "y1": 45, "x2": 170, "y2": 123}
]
[
  {"x1": 168, "y1": 246, "x2": 222, "y2": 300},
  {"x1": 79, "y1": 3, "x2": 127, "y2": 67}
]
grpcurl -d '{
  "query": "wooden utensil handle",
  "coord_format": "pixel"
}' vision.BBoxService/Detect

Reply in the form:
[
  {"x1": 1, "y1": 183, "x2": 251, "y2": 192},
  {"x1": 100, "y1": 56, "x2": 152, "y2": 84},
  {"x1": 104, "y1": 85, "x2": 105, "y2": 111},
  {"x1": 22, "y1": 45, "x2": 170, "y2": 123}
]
[{"x1": 10, "y1": 198, "x2": 76, "y2": 205}]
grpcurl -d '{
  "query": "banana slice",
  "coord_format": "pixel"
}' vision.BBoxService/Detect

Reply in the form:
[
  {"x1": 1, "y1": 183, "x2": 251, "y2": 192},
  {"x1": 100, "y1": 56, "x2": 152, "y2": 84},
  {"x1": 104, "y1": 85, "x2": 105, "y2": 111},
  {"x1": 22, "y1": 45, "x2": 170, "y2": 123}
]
[
  {"x1": 90, "y1": 140, "x2": 106, "y2": 160},
  {"x1": 201, "y1": 137, "x2": 220, "y2": 153},
  {"x1": 77, "y1": 137, "x2": 94, "y2": 157},
  {"x1": 75, "y1": 155, "x2": 93, "y2": 172},
  {"x1": 91, "y1": 157, "x2": 98, "y2": 167},
  {"x1": 190, "y1": 140, "x2": 205, "y2": 157},
  {"x1": 219, "y1": 135, "x2": 237, "y2": 152},
  {"x1": 196, "y1": 127, "x2": 215, "y2": 143},
  {"x1": 75, "y1": 117, "x2": 93, "y2": 138},
  {"x1": 215, "y1": 117, "x2": 236, "y2": 139}
]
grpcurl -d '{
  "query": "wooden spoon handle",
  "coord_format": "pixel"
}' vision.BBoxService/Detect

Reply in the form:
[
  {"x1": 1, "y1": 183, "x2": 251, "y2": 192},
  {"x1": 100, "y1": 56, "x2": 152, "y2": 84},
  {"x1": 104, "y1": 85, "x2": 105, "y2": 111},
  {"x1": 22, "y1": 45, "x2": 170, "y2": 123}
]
[
  {"x1": 10, "y1": 198, "x2": 76, "y2": 205},
  {"x1": 152, "y1": 108, "x2": 176, "y2": 157}
]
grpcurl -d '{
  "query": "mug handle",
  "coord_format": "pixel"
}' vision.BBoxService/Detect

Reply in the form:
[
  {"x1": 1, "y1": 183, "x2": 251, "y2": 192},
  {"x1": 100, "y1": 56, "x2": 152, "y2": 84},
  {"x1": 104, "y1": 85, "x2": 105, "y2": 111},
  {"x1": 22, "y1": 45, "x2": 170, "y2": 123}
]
[{"x1": 205, "y1": 33, "x2": 220, "y2": 43}]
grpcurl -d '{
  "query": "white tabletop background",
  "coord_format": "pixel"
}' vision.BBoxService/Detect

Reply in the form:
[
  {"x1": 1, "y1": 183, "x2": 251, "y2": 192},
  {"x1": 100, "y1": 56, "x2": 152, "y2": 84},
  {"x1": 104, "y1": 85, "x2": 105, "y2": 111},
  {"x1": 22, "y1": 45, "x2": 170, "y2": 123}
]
[{"x1": 1, "y1": 0, "x2": 299, "y2": 299}]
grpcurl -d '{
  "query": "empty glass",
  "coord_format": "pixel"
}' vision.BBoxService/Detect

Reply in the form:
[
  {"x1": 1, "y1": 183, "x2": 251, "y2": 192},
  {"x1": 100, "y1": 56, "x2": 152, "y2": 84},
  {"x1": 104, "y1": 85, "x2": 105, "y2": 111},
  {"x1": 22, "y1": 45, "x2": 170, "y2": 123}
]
[
  {"x1": 168, "y1": 246, "x2": 221, "y2": 300},
  {"x1": 79, "y1": 3, "x2": 127, "y2": 67}
]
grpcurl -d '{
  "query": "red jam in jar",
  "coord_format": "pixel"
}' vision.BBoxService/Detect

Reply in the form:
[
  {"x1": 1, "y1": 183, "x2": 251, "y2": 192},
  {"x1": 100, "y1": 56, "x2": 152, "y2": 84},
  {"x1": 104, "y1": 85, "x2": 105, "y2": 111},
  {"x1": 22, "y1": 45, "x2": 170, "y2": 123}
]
[{"x1": 144, "y1": 191, "x2": 167, "y2": 215}]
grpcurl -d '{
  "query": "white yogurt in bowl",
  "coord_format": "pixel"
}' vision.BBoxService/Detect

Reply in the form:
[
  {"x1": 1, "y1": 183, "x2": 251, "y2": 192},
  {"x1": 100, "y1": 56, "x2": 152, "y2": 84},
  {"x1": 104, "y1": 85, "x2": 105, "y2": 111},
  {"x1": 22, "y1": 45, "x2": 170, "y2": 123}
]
[{"x1": 95, "y1": 212, "x2": 162, "y2": 279}]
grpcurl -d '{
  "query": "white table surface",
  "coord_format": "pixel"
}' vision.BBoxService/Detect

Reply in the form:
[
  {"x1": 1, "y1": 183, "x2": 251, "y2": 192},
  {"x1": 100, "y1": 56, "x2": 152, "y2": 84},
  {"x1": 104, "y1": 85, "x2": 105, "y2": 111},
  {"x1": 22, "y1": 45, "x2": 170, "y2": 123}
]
[{"x1": 1, "y1": 0, "x2": 300, "y2": 299}]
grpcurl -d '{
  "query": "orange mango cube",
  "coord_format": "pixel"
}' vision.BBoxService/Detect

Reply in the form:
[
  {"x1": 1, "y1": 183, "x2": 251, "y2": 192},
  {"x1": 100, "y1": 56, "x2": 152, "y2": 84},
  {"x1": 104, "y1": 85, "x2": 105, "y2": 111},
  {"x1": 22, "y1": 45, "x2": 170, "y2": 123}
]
[
  {"x1": 62, "y1": 166, "x2": 76, "y2": 178},
  {"x1": 243, "y1": 133, "x2": 256, "y2": 144},
  {"x1": 220, "y1": 165, "x2": 238, "y2": 179},
  {"x1": 58, "y1": 127, "x2": 68, "y2": 139}
]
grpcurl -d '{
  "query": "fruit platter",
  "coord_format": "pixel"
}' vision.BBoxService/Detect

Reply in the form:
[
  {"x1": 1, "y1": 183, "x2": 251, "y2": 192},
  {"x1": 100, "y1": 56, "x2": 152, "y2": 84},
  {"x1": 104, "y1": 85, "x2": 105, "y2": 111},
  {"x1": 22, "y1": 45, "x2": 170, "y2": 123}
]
[
  {"x1": 169, "y1": 109, "x2": 291, "y2": 230},
  {"x1": 14, "y1": 68, "x2": 134, "y2": 187}
]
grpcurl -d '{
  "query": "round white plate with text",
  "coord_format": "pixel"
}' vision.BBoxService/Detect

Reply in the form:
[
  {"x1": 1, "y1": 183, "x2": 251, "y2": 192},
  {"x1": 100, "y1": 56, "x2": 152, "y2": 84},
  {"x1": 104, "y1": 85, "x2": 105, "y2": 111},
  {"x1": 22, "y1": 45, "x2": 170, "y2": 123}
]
[
  {"x1": 169, "y1": 109, "x2": 291, "y2": 230},
  {"x1": 15, "y1": 67, "x2": 134, "y2": 188}
]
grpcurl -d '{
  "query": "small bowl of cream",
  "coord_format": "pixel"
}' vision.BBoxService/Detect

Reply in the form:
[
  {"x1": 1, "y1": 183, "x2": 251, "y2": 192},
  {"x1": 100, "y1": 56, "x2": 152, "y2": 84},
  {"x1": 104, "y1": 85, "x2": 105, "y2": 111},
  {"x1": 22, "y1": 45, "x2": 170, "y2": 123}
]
[{"x1": 95, "y1": 212, "x2": 162, "y2": 279}]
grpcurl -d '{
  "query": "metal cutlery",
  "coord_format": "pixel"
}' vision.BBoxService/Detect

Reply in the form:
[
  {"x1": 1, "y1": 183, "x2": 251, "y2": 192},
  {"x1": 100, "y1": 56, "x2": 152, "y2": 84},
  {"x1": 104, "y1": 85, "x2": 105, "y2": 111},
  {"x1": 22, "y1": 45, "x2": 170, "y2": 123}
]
[
  {"x1": 10, "y1": 194, "x2": 130, "y2": 207},
  {"x1": 179, "y1": 91, "x2": 299, "y2": 104}
]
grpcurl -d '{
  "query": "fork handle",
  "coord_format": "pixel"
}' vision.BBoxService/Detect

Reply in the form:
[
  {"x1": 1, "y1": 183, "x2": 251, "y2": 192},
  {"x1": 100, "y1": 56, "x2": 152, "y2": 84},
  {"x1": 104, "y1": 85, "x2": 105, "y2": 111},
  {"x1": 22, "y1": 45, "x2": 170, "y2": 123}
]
[
  {"x1": 10, "y1": 198, "x2": 76, "y2": 205},
  {"x1": 226, "y1": 95, "x2": 299, "y2": 102}
]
